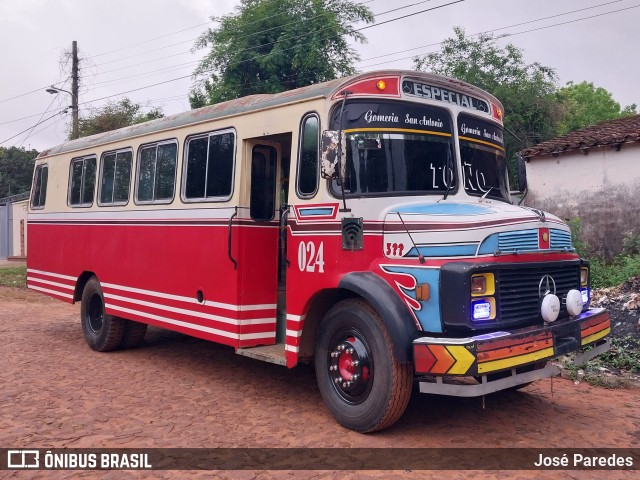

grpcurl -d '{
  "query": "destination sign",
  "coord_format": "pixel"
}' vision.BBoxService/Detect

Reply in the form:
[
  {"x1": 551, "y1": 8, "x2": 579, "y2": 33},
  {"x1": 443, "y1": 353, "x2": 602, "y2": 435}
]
[
  {"x1": 402, "y1": 79, "x2": 490, "y2": 114},
  {"x1": 331, "y1": 100, "x2": 452, "y2": 134},
  {"x1": 457, "y1": 114, "x2": 504, "y2": 149}
]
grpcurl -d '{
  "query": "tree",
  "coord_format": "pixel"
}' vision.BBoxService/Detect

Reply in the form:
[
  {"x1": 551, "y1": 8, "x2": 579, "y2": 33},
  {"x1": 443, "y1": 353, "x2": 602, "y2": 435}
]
[
  {"x1": 555, "y1": 81, "x2": 637, "y2": 135},
  {"x1": 189, "y1": 0, "x2": 373, "y2": 107},
  {"x1": 414, "y1": 27, "x2": 562, "y2": 165},
  {"x1": 77, "y1": 98, "x2": 163, "y2": 138},
  {"x1": 0, "y1": 147, "x2": 39, "y2": 198}
]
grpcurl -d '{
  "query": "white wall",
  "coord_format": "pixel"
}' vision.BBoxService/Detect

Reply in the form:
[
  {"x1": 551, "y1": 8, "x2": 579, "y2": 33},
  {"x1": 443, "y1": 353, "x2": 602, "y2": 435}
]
[
  {"x1": 525, "y1": 142, "x2": 640, "y2": 257},
  {"x1": 11, "y1": 199, "x2": 28, "y2": 257}
]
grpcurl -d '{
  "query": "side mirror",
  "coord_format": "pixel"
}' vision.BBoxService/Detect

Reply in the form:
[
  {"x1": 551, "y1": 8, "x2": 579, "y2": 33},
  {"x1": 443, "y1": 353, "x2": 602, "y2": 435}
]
[
  {"x1": 320, "y1": 130, "x2": 346, "y2": 179},
  {"x1": 517, "y1": 155, "x2": 528, "y2": 192}
]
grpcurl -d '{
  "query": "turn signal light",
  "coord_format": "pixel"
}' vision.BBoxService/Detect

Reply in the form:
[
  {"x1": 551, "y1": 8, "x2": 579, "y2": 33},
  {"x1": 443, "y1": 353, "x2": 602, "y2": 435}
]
[
  {"x1": 580, "y1": 267, "x2": 589, "y2": 286},
  {"x1": 471, "y1": 273, "x2": 495, "y2": 296},
  {"x1": 376, "y1": 80, "x2": 386, "y2": 91}
]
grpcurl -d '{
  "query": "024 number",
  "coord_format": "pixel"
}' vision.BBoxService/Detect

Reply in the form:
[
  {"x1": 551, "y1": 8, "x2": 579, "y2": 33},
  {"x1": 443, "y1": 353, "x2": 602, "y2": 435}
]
[{"x1": 298, "y1": 241, "x2": 325, "y2": 273}]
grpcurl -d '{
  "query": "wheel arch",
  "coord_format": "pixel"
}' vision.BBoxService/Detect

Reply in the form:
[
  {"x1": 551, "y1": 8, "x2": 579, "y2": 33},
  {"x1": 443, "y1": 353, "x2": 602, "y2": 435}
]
[
  {"x1": 298, "y1": 288, "x2": 355, "y2": 363},
  {"x1": 74, "y1": 271, "x2": 97, "y2": 303},
  {"x1": 338, "y1": 272, "x2": 418, "y2": 363},
  {"x1": 298, "y1": 272, "x2": 418, "y2": 364}
]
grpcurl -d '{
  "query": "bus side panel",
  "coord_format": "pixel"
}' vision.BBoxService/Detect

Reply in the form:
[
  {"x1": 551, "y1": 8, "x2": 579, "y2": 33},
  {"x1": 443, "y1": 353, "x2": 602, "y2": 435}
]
[
  {"x1": 26, "y1": 216, "x2": 277, "y2": 348},
  {"x1": 236, "y1": 220, "x2": 279, "y2": 347},
  {"x1": 284, "y1": 218, "x2": 386, "y2": 365}
]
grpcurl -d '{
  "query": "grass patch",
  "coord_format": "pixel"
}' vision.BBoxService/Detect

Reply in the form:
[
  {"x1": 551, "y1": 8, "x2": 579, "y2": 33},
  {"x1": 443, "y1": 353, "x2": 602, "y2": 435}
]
[
  {"x1": 0, "y1": 265, "x2": 27, "y2": 288},
  {"x1": 590, "y1": 255, "x2": 640, "y2": 289},
  {"x1": 590, "y1": 335, "x2": 640, "y2": 373}
]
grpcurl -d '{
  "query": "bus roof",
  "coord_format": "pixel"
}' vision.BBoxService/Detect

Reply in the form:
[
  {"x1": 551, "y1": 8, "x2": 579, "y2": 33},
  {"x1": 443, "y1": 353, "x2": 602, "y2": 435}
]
[{"x1": 38, "y1": 70, "x2": 501, "y2": 159}]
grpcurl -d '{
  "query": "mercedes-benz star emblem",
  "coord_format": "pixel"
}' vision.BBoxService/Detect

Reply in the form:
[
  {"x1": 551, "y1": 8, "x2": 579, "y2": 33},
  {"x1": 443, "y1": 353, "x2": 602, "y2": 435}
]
[
  {"x1": 402, "y1": 81, "x2": 413, "y2": 94},
  {"x1": 538, "y1": 274, "x2": 557, "y2": 298}
]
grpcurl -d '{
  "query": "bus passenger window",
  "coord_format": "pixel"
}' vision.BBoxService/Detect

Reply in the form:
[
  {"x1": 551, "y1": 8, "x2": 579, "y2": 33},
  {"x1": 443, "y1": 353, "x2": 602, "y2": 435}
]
[
  {"x1": 31, "y1": 164, "x2": 48, "y2": 209},
  {"x1": 68, "y1": 156, "x2": 96, "y2": 207},
  {"x1": 100, "y1": 149, "x2": 132, "y2": 205},
  {"x1": 184, "y1": 130, "x2": 235, "y2": 201},
  {"x1": 136, "y1": 141, "x2": 178, "y2": 203},
  {"x1": 296, "y1": 114, "x2": 319, "y2": 197}
]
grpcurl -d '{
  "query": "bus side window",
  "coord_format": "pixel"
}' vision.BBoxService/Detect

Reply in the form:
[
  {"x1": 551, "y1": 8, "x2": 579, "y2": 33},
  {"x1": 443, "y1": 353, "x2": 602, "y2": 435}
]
[
  {"x1": 296, "y1": 113, "x2": 319, "y2": 198},
  {"x1": 136, "y1": 140, "x2": 178, "y2": 203},
  {"x1": 31, "y1": 164, "x2": 48, "y2": 209},
  {"x1": 68, "y1": 156, "x2": 96, "y2": 207},
  {"x1": 184, "y1": 130, "x2": 235, "y2": 201},
  {"x1": 99, "y1": 149, "x2": 133, "y2": 206}
]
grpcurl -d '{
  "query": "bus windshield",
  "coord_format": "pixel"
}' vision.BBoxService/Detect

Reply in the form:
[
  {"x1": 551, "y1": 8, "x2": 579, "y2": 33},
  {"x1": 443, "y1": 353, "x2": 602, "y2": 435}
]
[
  {"x1": 330, "y1": 100, "x2": 455, "y2": 197},
  {"x1": 457, "y1": 114, "x2": 510, "y2": 202}
]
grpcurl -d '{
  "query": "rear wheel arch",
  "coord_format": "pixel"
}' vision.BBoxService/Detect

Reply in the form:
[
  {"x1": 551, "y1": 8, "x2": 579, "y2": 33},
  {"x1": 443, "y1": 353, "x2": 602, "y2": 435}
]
[{"x1": 74, "y1": 271, "x2": 97, "y2": 303}]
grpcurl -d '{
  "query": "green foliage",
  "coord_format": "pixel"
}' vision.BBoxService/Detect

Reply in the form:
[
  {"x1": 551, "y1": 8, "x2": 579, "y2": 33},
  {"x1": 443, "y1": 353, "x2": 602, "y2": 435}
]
[
  {"x1": 190, "y1": 0, "x2": 373, "y2": 107},
  {"x1": 566, "y1": 218, "x2": 591, "y2": 258},
  {"x1": 569, "y1": 217, "x2": 640, "y2": 288},
  {"x1": 555, "y1": 81, "x2": 637, "y2": 136},
  {"x1": 592, "y1": 335, "x2": 640, "y2": 373},
  {"x1": 413, "y1": 27, "x2": 562, "y2": 174},
  {"x1": 77, "y1": 98, "x2": 163, "y2": 138},
  {"x1": 0, "y1": 147, "x2": 39, "y2": 198},
  {"x1": 0, "y1": 266, "x2": 26, "y2": 288},
  {"x1": 589, "y1": 255, "x2": 640, "y2": 289}
]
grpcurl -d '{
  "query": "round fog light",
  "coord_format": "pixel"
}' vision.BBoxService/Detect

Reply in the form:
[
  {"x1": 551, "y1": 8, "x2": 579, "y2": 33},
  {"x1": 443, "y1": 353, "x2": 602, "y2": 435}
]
[
  {"x1": 565, "y1": 289, "x2": 584, "y2": 316},
  {"x1": 541, "y1": 294, "x2": 560, "y2": 323}
]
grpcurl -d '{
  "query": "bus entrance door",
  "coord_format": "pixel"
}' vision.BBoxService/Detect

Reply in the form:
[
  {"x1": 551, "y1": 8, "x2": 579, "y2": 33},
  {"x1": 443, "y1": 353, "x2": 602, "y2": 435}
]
[{"x1": 235, "y1": 140, "x2": 288, "y2": 363}]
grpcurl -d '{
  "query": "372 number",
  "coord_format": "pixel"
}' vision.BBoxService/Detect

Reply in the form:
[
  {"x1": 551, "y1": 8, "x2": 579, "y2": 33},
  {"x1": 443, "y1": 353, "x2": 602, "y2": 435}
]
[{"x1": 298, "y1": 241, "x2": 325, "y2": 273}]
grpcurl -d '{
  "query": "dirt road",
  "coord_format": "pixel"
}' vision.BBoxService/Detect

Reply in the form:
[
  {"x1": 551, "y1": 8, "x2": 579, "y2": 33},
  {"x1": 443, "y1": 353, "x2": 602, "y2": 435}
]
[{"x1": 1, "y1": 286, "x2": 639, "y2": 479}]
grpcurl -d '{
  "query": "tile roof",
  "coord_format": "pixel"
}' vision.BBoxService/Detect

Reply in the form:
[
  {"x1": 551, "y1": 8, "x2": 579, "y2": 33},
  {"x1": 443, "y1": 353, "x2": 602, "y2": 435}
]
[{"x1": 521, "y1": 114, "x2": 640, "y2": 158}]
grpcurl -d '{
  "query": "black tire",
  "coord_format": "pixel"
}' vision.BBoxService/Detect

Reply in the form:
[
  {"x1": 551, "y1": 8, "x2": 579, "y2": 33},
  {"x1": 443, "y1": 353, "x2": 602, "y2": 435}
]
[
  {"x1": 80, "y1": 277, "x2": 125, "y2": 352},
  {"x1": 120, "y1": 320, "x2": 148, "y2": 349},
  {"x1": 314, "y1": 298, "x2": 413, "y2": 433}
]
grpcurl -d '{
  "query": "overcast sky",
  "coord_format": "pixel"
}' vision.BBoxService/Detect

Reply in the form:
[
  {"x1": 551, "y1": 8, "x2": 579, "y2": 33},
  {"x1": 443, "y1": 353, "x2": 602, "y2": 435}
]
[{"x1": 1, "y1": 0, "x2": 638, "y2": 152}]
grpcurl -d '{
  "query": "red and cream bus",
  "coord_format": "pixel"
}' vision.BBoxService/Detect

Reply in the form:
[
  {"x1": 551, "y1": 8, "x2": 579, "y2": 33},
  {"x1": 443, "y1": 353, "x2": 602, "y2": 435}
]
[{"x1": 28, "y1": 70, "x2": 610, "y2": 432}]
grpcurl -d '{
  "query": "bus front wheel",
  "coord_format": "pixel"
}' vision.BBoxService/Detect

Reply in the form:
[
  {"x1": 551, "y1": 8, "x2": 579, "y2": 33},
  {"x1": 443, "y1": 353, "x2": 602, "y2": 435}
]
[
  {"x1": 80, "y1": 277, "x2": 125, "y2": 352},
  {"x1": 314, "y1": 299, "x2": 413, "y2": 432}
]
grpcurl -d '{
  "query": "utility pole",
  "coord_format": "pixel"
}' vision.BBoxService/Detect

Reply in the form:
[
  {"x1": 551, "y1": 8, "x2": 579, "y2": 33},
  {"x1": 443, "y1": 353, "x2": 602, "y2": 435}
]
[{"x1": 71, "y1": 40, "x2": 79, "y2": 140}]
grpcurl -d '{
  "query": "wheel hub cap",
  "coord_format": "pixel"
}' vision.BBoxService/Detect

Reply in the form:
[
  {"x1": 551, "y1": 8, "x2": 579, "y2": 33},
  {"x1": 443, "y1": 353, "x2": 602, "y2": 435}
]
[{"x1": 329, "y1": 336, "x2": 370, "y2": 397}]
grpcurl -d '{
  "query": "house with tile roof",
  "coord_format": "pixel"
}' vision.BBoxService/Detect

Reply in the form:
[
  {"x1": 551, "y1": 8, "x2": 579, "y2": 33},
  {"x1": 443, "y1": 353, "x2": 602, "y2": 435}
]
[{"x1": 521, "y1": 115, "x2": 640, "y2": 258}]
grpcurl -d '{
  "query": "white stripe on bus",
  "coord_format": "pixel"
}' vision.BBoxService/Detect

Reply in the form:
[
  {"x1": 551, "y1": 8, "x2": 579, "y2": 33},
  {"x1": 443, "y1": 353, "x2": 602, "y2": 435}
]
[
  {"x1": 104, "y1": 292, "x2": 275, "y2": 326},
  {"x1": 28, "y1": 284, "x2": 74, "y2": 300},
  {"x1": 106, "y1": 303, "x2": 276, "y2": 341}
]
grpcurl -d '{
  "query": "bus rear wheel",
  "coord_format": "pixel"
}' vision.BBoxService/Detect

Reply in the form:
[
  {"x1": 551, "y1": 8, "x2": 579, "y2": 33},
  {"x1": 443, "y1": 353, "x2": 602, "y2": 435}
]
[
  {"x1": 314, "y1": 299, "x2": 413, "y2": 433},
  {"x1": 80, "y1": 277, "x2": 125, "y2": 352},
  {"x1": 120, "y1": 320, "x2": 148, "y2": 349}
]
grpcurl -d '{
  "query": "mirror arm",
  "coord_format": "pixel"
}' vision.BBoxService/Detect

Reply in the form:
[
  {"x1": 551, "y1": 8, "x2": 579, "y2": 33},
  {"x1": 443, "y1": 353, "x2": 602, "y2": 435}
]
[{"x1": 336, "y1": 90, "x2": 352, "y2": 213}]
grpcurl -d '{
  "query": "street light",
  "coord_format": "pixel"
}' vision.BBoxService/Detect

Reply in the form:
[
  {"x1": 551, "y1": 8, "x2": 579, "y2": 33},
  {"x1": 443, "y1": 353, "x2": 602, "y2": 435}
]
[{"x1": 46, "y1": 85, "x2": 79, "y2": 140}]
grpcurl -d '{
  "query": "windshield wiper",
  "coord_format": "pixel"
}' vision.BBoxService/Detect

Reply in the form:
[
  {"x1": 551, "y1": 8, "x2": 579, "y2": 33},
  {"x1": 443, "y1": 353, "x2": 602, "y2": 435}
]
[{"x1": 479, "y1": 187, "x2": 493, "y2": 202}]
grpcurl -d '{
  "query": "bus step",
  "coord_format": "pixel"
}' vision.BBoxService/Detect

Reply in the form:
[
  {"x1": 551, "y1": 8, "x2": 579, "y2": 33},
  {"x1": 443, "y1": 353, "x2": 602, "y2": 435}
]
[{"x1": 235, "y1": 343, "x2": 286, "y2": 366}]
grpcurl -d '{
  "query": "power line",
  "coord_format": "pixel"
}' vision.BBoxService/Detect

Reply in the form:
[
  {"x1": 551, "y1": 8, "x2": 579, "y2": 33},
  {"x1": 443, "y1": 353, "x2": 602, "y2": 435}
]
[
  {"x1": 91, "y1": 0, "x2": 377, "y2": 69},
  {"x1": 90, "y1": 21, "x2": 214, "y2": 59},
  {"x1": 358, "y1": 2, "x2": 640, "y2": 68},
  {"x1": 1, "y1": 0, "x2": 633, "y2": 131},
  {"x1": 358, "y1": 0, "x2": 465, "y2": 31},
  {"x1": 357, "y1": 0, "x2": 626, "y2": 64},
  {"x1": 86, "y1": 0, "x2": 625, "y2": 96},
  {"x1": 0, "y1": 109, "x2": 69, "y2": 146}
]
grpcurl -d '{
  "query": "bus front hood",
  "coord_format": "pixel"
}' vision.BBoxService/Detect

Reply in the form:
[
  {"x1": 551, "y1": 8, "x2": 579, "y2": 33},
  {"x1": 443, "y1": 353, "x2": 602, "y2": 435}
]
[{"x1": 382, "y1": 201, "x2": 573, "y2": 259}]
